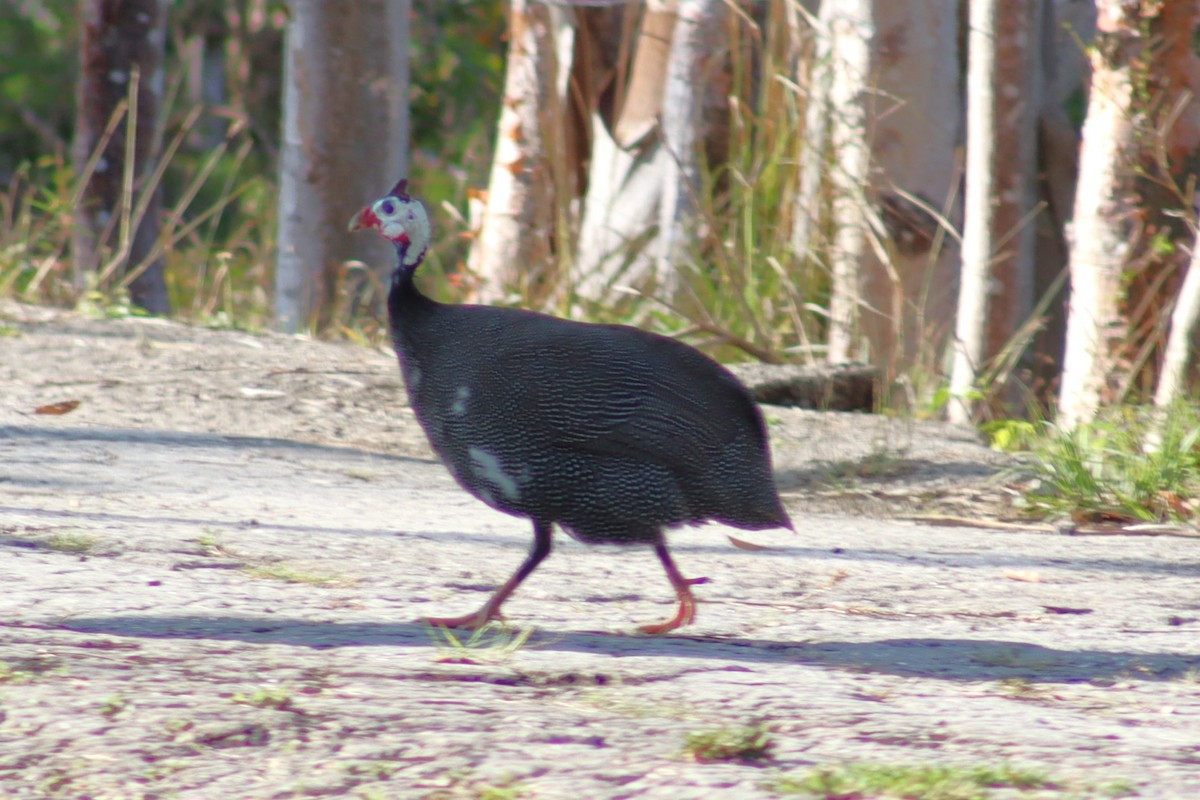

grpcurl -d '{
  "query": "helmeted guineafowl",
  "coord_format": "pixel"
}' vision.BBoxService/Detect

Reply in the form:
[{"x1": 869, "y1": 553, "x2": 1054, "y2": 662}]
[{"x1": 349, "y1": 178, "x2": 792, "y2": 633}]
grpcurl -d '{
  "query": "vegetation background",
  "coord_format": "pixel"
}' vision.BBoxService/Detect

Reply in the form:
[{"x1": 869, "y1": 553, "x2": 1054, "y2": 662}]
[{"x1": 3, "y1": 0, "x2": 1200, "y2": 524}]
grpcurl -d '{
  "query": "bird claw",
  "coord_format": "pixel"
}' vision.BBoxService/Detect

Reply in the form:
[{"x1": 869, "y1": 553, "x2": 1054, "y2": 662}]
[
  {"x1": 423, "y1": 607, "x2": 506, "y2": 630},
  {"x1": 637, "y1": 598, "x2": 697, "y2": 635}
]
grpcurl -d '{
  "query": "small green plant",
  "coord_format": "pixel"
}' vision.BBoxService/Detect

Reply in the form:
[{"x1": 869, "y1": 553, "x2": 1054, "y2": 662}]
[
  {"x1": 1020, "y1": 405, "x2": 1200, "y2": 523},
  {"x1": 195, "y1": 531, "x2": 234, "y2": 558},
  {"x1": 981, "y1": 418, "x2": 1039, "y2": 452},
  {"x1": 420, "y1": 772, "x2": 526, "y2": 800},
  {"x1": 772, "y1": 761, "x2": 1051, "y2": 799},
  {"x1": 0, "y1": 655, "x2": 65, "y2": 683},
  {"x1": 141, "y1": 759, "x2": 188, "y2": 782},
  {"x1": 99, "y1": 695, "x2": 128, "y2": 717},
  {"x1": 164, "y1": 717, "x2": 194, "y2": 736},
  {"x1": 427, "y1": 621, "x2": 534, "y2": 665},
  {"x1": 475, "y1": 787, "x2": 524, "y2": 800},
  {"x1": 243, "y1": 563, "x2": 347, "y2": 587},
  {"x1": 681, "y1": 722, "x2": 773, "y2": 763},
  {"x1": 45, "y1": 531, "x2": 99, "y2": 555},
  {"x1": 1097, "y1": 779, "x2": 1138, "y2": 797},
  {"x1": 231, "y1": 686, "x2": 294, "y2": 710},
  {"x1": 342, "y1": 760, "x2": 399, "y2": 780}
]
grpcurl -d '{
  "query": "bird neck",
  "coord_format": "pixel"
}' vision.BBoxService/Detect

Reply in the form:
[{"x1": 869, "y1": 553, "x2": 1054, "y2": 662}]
[{"x1": 386, "y1": 257, "x2": 440, "y2": 353}]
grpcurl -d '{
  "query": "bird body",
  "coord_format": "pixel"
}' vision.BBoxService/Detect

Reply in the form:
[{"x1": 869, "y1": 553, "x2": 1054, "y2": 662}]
[{"x1": 352, "y1": 179, "x2": 791, "y2": 633}]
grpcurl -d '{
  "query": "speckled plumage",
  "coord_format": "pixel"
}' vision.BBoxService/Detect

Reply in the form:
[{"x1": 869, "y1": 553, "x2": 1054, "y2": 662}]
[{"x1": 352, "y1": 180, "x2": 791, "y2": 633}]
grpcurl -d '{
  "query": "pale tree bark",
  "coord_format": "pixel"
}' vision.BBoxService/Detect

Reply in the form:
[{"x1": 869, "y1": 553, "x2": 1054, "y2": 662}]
[
  {"x1": 654, "y1": 0, "x2": 729, "y2": 298},
  {"x1": 574, "y1": 6, "x2": 675, "y2": 302},
  {"x1": 820, "y1": 0, "x2": 873, "y2": 364},
  {"x1": 73, "y1": 0, "x2": 170, "y2": 314},
  {"x1": 1156, "y1": 0, "x2": 1200, "y2": 170},
  {"x1": 1155, "y1": 222, "x2": 1200, "y2": 408},
  {"x1": 791, "y1": 0, "x2": 832, "y2": 264},
  {"x1": 1029, "y1": 0, "x2": 1093, "y2": 394},
  {"x1": 811, "y1": 0, "x2": 961, "y2": 386},
  {"x1": 948, "y1": 0, "x2": 1042, "y2": 424},
  {"x1": 275, "y1": 0, "x2": 409, "y2": 333},
  {"x1": 858, "y1": 0, "x2": 961, "y2": 388},
  {"x1": 469, "y1": 0, "x2": 572, "y2": 305},
  {"x1": 1057, "y1": 1, "x2": 1140, "y2": 429},
  {"x1": 1150, "y1": 2, "x2": 1200, "y2": 408}
]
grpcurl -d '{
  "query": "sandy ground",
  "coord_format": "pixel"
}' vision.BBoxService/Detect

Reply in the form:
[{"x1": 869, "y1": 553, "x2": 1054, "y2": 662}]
[{"x1": 2, "y1": 301, "x2": 1199, "y2": 799}]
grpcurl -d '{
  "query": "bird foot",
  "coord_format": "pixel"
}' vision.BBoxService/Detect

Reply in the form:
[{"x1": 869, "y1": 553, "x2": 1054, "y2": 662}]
[
  {"x1": 637, "y1": 598, "x2": 697, "y2": 636},
  {"x1": 423, "y1": 606, "x2": 506, "y2": 630}
]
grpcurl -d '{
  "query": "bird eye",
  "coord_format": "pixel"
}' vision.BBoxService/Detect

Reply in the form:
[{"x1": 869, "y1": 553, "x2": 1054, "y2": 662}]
[{"x1": 380, "y1": 199, "x2": 396, "y2": 216}]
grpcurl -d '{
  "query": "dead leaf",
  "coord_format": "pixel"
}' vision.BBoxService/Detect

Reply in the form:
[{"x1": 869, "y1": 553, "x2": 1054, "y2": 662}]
[
  {"x1": 726, "y1": 535, "x2": 773, "y2": 551},
  {"x1": 35, "y1": 399, "x2": 80, "y2": 415}
]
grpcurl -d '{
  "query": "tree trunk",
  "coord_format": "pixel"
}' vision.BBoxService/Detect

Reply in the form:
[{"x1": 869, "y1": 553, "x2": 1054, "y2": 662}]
[
  {"x1": 948, "y1": 0, "x2": 1041, "y2": 423},
  {"x1": 468, "y1": 0, "x2": 571, "y2": 305},
  {"x1": 1028, "y1": 0, "x2": 1093, "y2": 404},
  {"x1": 857, "y1": 0, "x2": 961, "y2": 391},
  {"x1": 1149, "y1": 2, "x2": 1200, "y2": 409},
  {"x1": 654, "y1": 0, "x2": 729, "y2": 300},
  {"x1": 821, "y1": 0, "x2": 874, "y2": 364},
  {"x1": 1154, "y1": 219, "x2": 1200, "y2": 408},
  {"x1": 275, "y1": 0, "x2": 409, "y2": 333},
  {"x1": 791, "y1": 1, "x2": 833, "y2": 265},
  {"x1": 1058, "y1": 1, "x2": 1140, "y2": 429},
  {"x1": 1156, "y1": 0, "x2": 1200, "y2": 170},
  {"x1": 811, "y1": 0, "x2": 960, "y2": 390},
  {"x1": 574, "y1": 7, "x2": 675, "y2": 304},
  {"x1": 73, "y1": 0, "x2": 170, "y2": 315}
]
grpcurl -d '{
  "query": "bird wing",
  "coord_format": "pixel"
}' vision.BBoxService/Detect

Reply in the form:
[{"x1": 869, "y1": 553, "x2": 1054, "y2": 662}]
[{"x1": 479, "y1": 321, "x2": 753, "y2": 470}]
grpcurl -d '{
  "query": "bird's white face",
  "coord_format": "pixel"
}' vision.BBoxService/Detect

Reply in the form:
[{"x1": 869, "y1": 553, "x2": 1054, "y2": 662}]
[{"x1": 349, "y1": 193, "x2": 430, "y2": 267}]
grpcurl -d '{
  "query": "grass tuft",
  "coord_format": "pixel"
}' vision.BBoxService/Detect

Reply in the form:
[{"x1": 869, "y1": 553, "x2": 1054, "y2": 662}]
[
  {"x1": 44, "y1": 531, "x2": 100, "y2": 555},
  {"x1": 427, "y1": 621, "x2": 534, "y2": 665},
  {"x1": 231, "y1": 686, "x2": 294, "y2": 710},
  {"x1": 681, "y1": 722, "x2": 773, "y2": 764},
  {"x1": 772, "y1": 761, "x2": 1051, "y2": 799},
  {"x1": 243, "y1": 563, "x2": 348, "y2": 587},
  {"x1": 1017, "y1": 404, "x2": 1200, "y2": 523}
]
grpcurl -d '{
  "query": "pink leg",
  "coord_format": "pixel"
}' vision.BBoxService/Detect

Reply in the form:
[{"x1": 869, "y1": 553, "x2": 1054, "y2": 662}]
[
  {"x1": 424, "y1": 520, "x2": 552, "y2": 629},
  {"x1": 638, "y1": 540, "x2": 698, "y2": 635}
]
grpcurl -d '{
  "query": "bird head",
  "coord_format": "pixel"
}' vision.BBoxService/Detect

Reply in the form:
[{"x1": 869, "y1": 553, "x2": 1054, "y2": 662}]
[{"x1": 348, "y1": 178, "x2": 431, "y2": 268}]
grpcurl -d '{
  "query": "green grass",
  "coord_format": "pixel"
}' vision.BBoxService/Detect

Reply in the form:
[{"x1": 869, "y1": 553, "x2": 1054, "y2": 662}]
[
  {"x1": 231, "y1": 686, "x2": 294, "y2": 710},
  {"x1": 576, "y1": 12, "x2": 821, "y2": 366},
  {"x1": 44, "y1": 531, "x2": 99, "y2": 555},
  {"x1": 772, "y1": 762, "x2": 1052, "y2": 799},
  {"x1": 427, "y1": 621, "x2": 534, "y2": 665},
  {"x1": 681, "y1": 722, "x2": 773, "y2": 763},
  {"x1": 0, "y1": 655, "x2": 65, "y2": 683},
  {"x1": 419, "y1": 770, "x2": 527, "y2": 800},
  {"x1": 98, "y1": 695, "x2": 128, "y2": 717},
  {"x1": 242, "y1": 563, "x2": 348, "y2": 587},
  {"x1": 1013, "y1": 405, "x2": 1200, "y2": 523}
]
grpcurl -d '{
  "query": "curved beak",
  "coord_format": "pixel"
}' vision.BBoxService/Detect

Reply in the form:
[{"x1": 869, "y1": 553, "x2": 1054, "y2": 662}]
[{"x1": 348, "y1": 206, "x2": 378, "y2": 233}]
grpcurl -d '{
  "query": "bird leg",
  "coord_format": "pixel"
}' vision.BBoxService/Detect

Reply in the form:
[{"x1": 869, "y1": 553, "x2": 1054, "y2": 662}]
[
  {"x1": 424, "y1": 520, "x2": 553, "y2": 630},
  {"x1": 638, "y1": 540, "x2": 698, "y2": 635}
]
